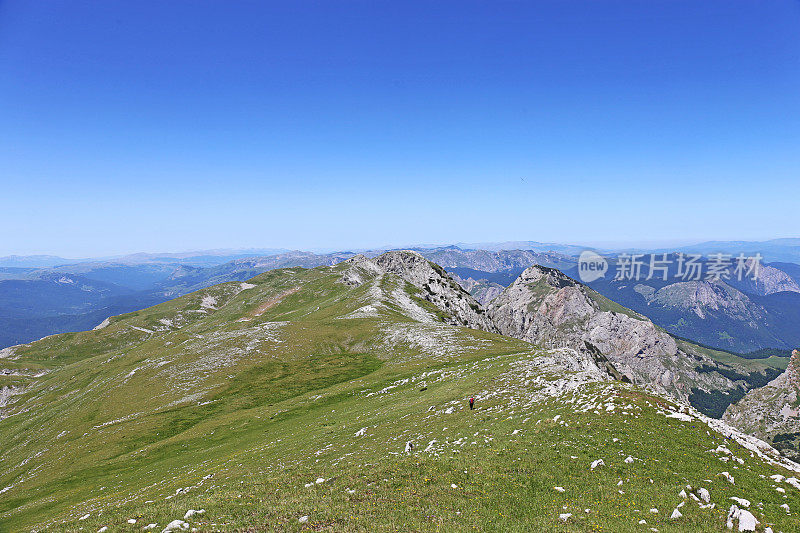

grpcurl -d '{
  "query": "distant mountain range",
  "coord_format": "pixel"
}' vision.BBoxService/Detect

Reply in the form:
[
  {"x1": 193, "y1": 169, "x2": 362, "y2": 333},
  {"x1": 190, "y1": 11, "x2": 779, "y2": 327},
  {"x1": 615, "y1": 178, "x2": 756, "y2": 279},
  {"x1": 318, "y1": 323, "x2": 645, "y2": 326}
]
[{"x1": 1, "y1": 239, "x2": 799, "y2": 356}]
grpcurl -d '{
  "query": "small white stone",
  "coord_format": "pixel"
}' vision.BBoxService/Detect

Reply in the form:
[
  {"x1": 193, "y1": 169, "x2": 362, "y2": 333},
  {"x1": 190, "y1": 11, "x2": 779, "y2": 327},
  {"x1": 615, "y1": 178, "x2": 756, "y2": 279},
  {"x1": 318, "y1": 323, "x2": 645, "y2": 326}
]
[
  {"x1": 298, "y1": 515, "x2": 309, "y2": 523},
  {"x1": 161, "y1": 520, "x2": 189, "y2": 532},
  {"x1": 554, "y1": 486, "x2": 565, "y2": 492},
  {"x1": 670, "y1": 508, "x2": 682, "y2": 519},
  {"x1": 559, "y1": 513, "x2": 572, "y2": 521},
  {"x1": 729, "y1": 497, "x2": 749, "y2": 508}
]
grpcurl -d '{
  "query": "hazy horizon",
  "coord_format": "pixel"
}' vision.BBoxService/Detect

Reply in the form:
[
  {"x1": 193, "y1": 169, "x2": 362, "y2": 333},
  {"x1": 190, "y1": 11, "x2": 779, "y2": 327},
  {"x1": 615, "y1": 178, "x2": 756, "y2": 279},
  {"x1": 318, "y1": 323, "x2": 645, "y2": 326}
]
[{"x1": 2, "y1": 236, "x2": 798, "y2": 261}]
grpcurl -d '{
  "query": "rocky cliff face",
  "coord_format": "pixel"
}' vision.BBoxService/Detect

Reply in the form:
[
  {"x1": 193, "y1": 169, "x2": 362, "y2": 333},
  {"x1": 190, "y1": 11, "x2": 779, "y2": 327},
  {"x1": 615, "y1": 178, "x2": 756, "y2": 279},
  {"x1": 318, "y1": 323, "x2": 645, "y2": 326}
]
[
  {"x1": 724, "y1": 350, "x2": 800, "y2": 461},
  {"x1": 369, "y1": 251, "x2": 497, "y2": 332},
  {"x1": 486, "y1": 265, "x2": 776, "y2": 412}
]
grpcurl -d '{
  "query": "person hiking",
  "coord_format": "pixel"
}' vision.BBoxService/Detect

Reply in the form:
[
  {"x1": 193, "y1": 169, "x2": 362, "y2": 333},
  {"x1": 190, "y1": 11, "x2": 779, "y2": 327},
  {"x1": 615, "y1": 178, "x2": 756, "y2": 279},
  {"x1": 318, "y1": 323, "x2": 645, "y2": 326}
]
[{"x1": 469, "y1": 396, "x2": 474, "y2": 410}]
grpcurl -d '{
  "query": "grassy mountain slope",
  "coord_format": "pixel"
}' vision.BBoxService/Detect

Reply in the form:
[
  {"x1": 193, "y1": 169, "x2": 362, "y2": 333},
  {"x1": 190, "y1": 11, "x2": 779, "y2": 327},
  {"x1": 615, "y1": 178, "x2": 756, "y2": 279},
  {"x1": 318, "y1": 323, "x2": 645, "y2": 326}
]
[{"x1": 0, "y1": 257, "x2": 798, "y2": 531}]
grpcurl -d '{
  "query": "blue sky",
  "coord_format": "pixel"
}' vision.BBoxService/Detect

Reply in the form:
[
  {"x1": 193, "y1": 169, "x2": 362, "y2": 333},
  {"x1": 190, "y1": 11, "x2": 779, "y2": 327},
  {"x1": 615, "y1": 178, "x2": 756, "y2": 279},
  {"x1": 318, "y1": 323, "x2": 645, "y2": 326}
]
[{"x1": 1, "y1": 1, "x2": 798, "y2": 256}]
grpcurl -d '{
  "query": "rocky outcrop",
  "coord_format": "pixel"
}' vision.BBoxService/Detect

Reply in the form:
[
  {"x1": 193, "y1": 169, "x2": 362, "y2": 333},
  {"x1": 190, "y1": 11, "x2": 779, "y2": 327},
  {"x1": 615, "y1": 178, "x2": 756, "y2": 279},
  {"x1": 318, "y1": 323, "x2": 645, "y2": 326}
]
[
  {"x1": 723, "y1": 350, "x2": 800, "y2": 461},
  {"x1": 372, "y1": 251, "x2": 497, "y2": 332},
  {"x1": 487, "y1": 265, "x2": 772, "y2": 411}
]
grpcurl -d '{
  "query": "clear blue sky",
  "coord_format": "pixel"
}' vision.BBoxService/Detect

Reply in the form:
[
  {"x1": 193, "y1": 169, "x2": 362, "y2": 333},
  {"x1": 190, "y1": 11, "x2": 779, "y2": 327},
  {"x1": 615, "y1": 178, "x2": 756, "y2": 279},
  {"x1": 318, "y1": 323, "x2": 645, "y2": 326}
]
[{"x1": 1, "y1": 1, "x2": 798, "y2": 256}]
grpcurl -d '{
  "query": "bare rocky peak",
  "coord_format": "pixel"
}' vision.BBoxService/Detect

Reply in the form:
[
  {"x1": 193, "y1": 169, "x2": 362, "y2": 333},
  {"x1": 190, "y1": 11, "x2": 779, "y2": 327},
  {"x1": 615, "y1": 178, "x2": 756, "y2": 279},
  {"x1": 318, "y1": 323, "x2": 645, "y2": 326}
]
[
  {"x1": 487, "y1": 265, "x2": 752, "y2": 406},
  {"x1": 371, "y1": 251, "x2": 497, "y2": 332}
]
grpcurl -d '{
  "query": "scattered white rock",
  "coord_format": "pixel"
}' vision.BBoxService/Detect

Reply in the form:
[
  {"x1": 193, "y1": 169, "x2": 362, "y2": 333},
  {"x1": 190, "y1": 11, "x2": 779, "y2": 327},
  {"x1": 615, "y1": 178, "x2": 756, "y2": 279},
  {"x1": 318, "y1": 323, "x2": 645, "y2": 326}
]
[
  {"x1": 79, "y1": 513, "x2": 90, "y2": 521},
  {"x1": 698, "y1": 488, "x2": 710, "y2": 503},
  {"x1": 729, "y1": 497, "x2": 749, "y2": 508},
  {"x1": 720, "y1": 471, "x2": 735, "y2": 484},
  {"x1": 590, "y1": 459, "x2": 605, "y2": 470},
  {"x1": 678, "y1": 489, "x2": 687, "y2": 498},
  {"x1": 727, "y1": 505, "x2": 758, "y2": 532},
  {"x1": 162, "y1": 520, "x2": 189, "y2": 532},
  {"x1": 624, "y1": 456, "x2": 634, "y2": 464},
  {"x1": 559, "y1": 513, "x2": 572, "y2": 521},
  {"x1": 298, "y1": 516, "x2": 309, "y2": 523},
  {"x1": 143, "y1": 525, "x2": 158, "y2": 531},
  {"x1": 776, "y1": 487, "x2": 786, "y2": 493},
  {"x1": 98, "y1": 528, "x2": 108, "y2": 533},
  {"x1": 183, "y1": 509, "x2": 204, "y2": 520},
  {"x1": 315, "y1": 477, "x2": 325, "y2": 484},
  {"x1": 670, "y1": 508, "x2": 682, "y2": 519},
  {"x1": 650, "y1": 508, "x2": 658, "y2": 514},
  {"x1": 451, "y1": 483, "x2": 458, "y2": 489},
  {"x1": 128, "y1": 518, "x2": 137, "y2": 524},
  {"x1": 354, "y1": 427, "x2": 367, "y2": 437},
  {"x1": 780, "y1": 503, "x2": 790, "y2": 513},
  {"x1": 554, "y1": 486, "x2": 565, "y2": 493}
]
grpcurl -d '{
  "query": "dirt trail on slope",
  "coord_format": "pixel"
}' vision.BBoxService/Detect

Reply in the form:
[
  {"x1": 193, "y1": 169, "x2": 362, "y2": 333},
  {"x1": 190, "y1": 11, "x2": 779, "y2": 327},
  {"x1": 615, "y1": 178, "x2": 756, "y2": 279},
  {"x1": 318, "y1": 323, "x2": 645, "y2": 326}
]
[{"x1": 251, "y1": 287, "x2": 301, "y2": 316}]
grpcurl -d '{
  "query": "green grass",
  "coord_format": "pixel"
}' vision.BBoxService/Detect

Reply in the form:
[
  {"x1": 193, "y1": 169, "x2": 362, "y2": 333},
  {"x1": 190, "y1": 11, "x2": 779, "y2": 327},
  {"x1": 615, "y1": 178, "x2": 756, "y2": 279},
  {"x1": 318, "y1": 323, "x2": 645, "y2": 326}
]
[{"x1": 1, "y1": 261, "x2": 798, "y2": 532}]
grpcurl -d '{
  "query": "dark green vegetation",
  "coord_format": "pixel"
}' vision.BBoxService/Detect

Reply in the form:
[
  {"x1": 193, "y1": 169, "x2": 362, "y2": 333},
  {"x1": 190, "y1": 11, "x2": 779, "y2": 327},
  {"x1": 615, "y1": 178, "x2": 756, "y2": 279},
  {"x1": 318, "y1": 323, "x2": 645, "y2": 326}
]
[{"x1": 1, "y1": 259, "x2": 798, "y2": 531}]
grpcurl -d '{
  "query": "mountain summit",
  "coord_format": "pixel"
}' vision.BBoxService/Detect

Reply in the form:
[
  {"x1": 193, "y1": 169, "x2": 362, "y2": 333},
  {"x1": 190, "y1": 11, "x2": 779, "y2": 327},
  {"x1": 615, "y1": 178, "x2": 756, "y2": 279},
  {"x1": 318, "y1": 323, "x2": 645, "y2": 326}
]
[{"x1": 486, "y1": 265, "x2": 782, "y2": 416}]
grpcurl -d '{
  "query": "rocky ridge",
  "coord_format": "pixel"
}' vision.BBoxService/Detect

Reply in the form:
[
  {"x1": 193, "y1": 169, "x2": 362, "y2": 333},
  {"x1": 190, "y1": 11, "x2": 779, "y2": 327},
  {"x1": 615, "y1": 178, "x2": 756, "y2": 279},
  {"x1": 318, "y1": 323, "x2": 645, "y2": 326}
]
[{"x1": 371, "y1": 251, "x2": 497, "y2": 332}]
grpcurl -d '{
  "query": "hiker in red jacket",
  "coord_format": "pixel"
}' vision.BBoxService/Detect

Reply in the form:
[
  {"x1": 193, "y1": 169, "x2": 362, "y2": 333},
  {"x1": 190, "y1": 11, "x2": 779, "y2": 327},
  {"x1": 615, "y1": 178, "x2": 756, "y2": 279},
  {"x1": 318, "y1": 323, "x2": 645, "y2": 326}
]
[{"x1": 469, "y1": 396, "x2": 475, "y2": 410}]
